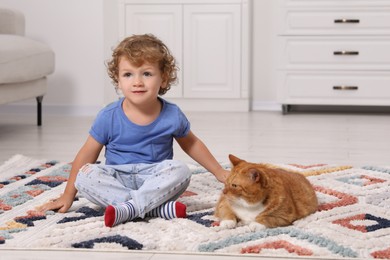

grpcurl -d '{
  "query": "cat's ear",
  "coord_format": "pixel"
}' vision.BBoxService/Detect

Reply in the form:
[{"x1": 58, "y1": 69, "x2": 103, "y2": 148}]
[
  {"x1": 248, "y1": 168, "x2": 268, "y2": 188},
  {"x1": 248, "y1": 168, "x2": 260, "y2": 182},
  {"x1": 229, "y1": 154, "x2": 245, "y2": 166}
]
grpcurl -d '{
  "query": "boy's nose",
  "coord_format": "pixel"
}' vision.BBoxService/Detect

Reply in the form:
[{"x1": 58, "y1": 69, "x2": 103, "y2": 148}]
[{"x1": 133, "y1": 76, "x2": 143, "y2": 86}]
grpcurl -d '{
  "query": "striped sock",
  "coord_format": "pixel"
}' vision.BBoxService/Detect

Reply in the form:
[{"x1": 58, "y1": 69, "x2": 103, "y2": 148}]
[
  {"x1": 104, "y1": 201, "x2": 138, "y2": 227},
  {"x1": 146, "y1": 201, "x2": 186, "y2": 219}
]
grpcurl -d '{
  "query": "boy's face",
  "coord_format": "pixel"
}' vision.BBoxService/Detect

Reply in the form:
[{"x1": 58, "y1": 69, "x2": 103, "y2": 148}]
[{"x1": 117, "y1": 57, "x2": 166, "y2": 105}]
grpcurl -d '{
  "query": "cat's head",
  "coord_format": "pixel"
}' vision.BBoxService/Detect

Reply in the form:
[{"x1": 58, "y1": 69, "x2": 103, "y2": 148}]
[{"x1": 223, "y1": 154, "x2": 269, "y2": 204}]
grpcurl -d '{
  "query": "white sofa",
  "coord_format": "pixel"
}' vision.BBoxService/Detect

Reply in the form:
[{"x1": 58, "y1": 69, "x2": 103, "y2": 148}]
[{"x1": 0, "y1": 8, "x2": 55, "y2": 125}]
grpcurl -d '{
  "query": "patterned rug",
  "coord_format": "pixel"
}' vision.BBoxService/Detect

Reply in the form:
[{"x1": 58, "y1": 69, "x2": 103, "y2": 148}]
[{"x1": 1, "y1": 155, "x2": 390, "y2": 259}]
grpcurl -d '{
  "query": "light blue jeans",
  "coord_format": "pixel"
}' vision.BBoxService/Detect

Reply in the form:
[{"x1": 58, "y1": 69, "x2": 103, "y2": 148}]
[{"x1": 74, "y1": 160, "x2": 191, "y2": 218}]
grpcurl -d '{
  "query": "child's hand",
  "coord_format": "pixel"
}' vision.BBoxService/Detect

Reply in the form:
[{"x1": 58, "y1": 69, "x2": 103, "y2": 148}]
[
  {"x1": 215, "y1": 168, "x2": 230, "y2": 184},
  {"x1": 36, "y1": 193, "x2": 74, "y2": 213}
]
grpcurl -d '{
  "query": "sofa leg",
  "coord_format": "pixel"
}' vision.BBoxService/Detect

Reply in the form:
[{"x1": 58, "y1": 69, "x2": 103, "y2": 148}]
[{"x1": 36, "y1": 95, "x2": 43, "y2": 126}]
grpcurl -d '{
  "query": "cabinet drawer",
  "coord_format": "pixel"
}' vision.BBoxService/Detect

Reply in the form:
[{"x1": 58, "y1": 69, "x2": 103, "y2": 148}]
[
  {"x1": 278, "y1": 37, "x2": 390, "y2": 70},
  {"x1": 279, "y1": 8, "x2": 390, "y2": 35},
  {"x1": 279, "y1": 71, "x2": 390, "y2": 105}
]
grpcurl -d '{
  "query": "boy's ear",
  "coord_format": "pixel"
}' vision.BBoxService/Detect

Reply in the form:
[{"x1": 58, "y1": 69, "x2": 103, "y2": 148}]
[
  {"x1": 117, "y1": 81, "x2": 123, "y2": 90},
  {"x1": 161, "y1": 74, "x2": 169, "y2": 88},
  {"x1": 161, "y1": 80, "x2": 168, "y2": 89}
]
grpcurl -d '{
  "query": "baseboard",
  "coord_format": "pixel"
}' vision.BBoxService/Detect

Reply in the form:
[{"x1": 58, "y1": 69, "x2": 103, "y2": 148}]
[
  {"x1": 251, "y1": 101, "x2": 282, "y2": 111},
  {"x1": 0, "y1": 104, "x2": 102, "y2": 116},
  {"x1": 1, "y1": 101, "x2": 284, "y2": 116},
  {"x1": 166, "y1": 98, "x2": 251, "y2": 112}
]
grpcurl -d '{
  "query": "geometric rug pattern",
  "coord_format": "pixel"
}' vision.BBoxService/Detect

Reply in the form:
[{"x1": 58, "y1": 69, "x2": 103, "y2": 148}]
[{"x1": 1, "y1": 155, "x2": 389, "y2": 259}]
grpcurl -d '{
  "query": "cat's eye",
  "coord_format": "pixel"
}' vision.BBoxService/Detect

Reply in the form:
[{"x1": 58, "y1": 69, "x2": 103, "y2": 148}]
[{"x1": 231, "y1": 184, "x2": 237, "y2": 188}]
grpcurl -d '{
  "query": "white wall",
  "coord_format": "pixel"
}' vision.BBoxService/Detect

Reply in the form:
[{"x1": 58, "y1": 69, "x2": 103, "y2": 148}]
[
  {"x1": 1, "y1": 0, "x2": 109, "y2": 115},
  {"x1": 251, "y1": 0, "x2": 279, "y2": 111},
  {"x1": 0, "y1": 0, "x2": 279, "y2": 115}
]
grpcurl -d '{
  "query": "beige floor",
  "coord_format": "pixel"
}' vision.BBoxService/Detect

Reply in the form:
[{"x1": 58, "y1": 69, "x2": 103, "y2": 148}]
[
  {"x1": 1, "y1": 110, "x2": 389, "y2": 260},
  {"x1": 1, "y1": 111, "x2": 390, "y2": 166}
]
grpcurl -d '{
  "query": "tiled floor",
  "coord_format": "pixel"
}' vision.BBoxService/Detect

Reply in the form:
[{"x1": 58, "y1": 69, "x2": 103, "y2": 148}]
[
  {"x1": 1, "y1": 110, "x2": 389, "y2": 259},
  {"x1": 1, "y1": 111, "x2": 389, "y2": 166}
]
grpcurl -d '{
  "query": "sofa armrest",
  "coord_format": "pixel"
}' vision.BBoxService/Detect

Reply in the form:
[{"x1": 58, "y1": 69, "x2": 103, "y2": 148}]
[{"x1": 0, "y1": 8, "x2": 25, "y2": 35}]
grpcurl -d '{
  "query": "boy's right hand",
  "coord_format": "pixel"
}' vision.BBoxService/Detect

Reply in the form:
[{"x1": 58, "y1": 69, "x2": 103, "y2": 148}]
[{"x1": 36, "y1": 193, "x2": 74, "y2": 213}]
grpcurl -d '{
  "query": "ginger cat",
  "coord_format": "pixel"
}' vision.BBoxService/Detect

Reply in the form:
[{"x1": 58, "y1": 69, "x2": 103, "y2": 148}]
[{"x1": 215, "y1": 154, "x2": 318, "y2": 230}]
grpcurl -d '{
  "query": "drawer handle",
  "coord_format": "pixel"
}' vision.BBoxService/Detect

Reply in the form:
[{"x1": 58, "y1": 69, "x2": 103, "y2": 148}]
[
  {"x1": 333, "y1": 86, "x2": 359, "y2": 90},
  {"x1": 334, "y1": 19, "x2": 360, "y2": 24},
  {"x1": 333, "y1": 51, "x2": 359, "y2": 55}
]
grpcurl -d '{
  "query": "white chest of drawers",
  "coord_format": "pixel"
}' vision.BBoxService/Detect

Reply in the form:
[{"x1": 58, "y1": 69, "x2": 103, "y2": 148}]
[{"x1": 276, "y1": 0, "x2": 390, "y2": 113}]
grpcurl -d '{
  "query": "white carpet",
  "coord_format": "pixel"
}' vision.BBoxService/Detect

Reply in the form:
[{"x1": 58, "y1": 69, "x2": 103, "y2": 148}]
[{"x1": 1, "y1": 155, "x2": 390, "y2": 259}]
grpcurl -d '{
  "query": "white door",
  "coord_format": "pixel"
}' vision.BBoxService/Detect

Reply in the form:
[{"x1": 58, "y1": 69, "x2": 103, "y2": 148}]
[{"x1": 183, "y1": 4, "x2": 241, "y2": 98}]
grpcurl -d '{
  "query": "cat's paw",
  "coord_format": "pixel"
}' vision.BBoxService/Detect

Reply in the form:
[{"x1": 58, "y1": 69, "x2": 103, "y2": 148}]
[
  {"x1": 248, "y1": 221, "x2": 266, "y2": 232},
  {"x1": 219, "y1": 219, "x2": 237, "y2": 229}
]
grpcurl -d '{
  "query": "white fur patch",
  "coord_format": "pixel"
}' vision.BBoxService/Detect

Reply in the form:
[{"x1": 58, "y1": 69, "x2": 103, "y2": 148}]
[{"x1": 231, "y1": 198, "x2": 265, "y2": 224}]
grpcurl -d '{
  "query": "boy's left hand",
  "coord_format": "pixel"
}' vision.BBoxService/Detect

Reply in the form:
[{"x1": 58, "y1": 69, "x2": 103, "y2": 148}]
[{"x1": 215, "y1": 168, "x2": 230, "y2": 184}]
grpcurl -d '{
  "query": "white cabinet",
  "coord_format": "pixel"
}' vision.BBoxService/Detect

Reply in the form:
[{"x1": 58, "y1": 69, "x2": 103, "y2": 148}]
[
  {"x1": 276, "y1": 0, "x2": 390, "y2": 113},
  {"x1": 119, "y1": 0, "x2": 250, "y2": 111},
  {"x1": 183, "y1": 5, "x2": 241, "y2": 99}
]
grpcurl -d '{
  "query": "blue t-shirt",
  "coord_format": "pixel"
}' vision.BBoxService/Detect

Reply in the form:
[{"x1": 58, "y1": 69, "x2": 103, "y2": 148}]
[{"x1": 89, "y1": 98, "x2": 190, "y2": 165}]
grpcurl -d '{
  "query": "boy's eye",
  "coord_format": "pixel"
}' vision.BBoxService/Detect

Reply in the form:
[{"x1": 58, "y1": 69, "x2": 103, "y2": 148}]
[
  {"x1": 144, "y1": 72, "x2": 152, "y2": 76},
  {"x1": 123, "y1": 72, "x2": 132, "y2": 77}
]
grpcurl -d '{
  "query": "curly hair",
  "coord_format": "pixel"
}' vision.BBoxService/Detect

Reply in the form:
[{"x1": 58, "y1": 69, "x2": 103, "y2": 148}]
[{"x1": 107, "y1": 34, "x2": 178, "y2": 95}]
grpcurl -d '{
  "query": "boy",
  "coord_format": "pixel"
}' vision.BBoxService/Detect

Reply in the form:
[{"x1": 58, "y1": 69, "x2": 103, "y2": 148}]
[{"x1": 39, "y1": 34, "x2": 229, "y2": 227}]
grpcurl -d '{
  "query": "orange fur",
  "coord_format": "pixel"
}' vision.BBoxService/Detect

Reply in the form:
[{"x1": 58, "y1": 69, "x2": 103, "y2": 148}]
[{"x1": 215, "y1": 154, "x2": 318, "y2": 228}]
